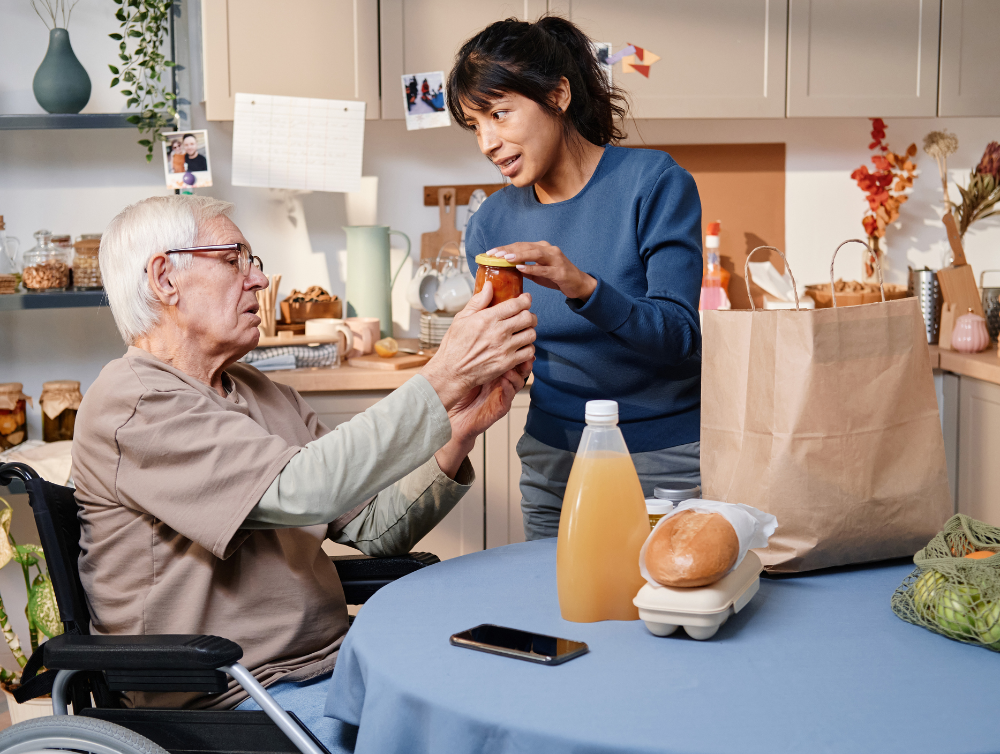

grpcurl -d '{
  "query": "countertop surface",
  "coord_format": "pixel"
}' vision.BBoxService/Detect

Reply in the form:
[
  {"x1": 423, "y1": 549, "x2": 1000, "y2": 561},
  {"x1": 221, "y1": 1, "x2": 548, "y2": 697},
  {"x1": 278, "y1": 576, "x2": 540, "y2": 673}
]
[{"x1": 930, "y1": 344, "x2": 1000, "y2": 385}]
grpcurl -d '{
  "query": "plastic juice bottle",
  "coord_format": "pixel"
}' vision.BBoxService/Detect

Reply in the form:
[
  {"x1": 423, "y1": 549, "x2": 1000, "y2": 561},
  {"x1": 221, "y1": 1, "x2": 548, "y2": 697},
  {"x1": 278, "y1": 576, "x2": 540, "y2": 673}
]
[
  {"x1": 556, "y1": 400, "x2": 650, "y2": 622},
  {"x1": 699, "y1": 222, "x2": 731, "y2": 311}
]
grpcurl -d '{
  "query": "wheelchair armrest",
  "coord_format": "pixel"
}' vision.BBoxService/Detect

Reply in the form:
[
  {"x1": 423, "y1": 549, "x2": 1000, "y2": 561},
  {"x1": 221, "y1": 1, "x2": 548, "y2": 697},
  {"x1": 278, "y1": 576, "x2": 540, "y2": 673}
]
[
  {"x1": 332, "y1": 551, "x2": 440, "y2": 604},
  {"x1": 41, "y1": 633, "x2": 243, "y2": 671}
]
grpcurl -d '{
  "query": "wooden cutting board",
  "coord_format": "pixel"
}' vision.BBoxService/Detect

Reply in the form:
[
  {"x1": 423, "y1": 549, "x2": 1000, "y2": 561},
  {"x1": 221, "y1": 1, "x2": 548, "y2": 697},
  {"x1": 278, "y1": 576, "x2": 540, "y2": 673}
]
[
  {"x1": 420, "y1": 187, "x2": 463, "y2": 261},
  {"x1": 348, "y1": 353, "x2": 430, "y2": 370},
  {"x1": 936, "y1": 213, "x2": 984, "y2": 317}
]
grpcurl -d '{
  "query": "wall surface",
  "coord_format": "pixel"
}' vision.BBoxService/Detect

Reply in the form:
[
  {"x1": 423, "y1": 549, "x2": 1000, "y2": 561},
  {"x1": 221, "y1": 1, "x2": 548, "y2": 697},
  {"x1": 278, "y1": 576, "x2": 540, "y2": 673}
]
[{"x1": 2, "y1": 0, "x2": 1000, "y2": 673}]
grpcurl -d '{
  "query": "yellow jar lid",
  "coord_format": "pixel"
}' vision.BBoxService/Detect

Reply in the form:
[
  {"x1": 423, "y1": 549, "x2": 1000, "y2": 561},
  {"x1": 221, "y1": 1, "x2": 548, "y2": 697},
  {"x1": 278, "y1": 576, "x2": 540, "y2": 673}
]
[{"x1": 475, "y1": 254, "x2": 517, "y2": 268}]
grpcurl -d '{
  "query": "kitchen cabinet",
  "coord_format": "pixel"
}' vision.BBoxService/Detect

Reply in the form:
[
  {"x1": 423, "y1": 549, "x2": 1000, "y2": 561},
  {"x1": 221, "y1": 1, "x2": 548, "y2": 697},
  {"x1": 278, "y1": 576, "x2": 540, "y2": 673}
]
[
  {"x1": 957, "y1": 376, "x2": 1000, "y2": 527},
  {"x1": 786, "y1": 0, "x2": 940, "y2": 117},
  {"x1": 938, "y1": 0, "x2": 1000, "y2": 116},
  {"x1": 303, "y1": 390, "x2": 485, "y2": 560},
  {"x1": 378, "y1": 0, "x2": 548, "y2": 120},
  {"x1": 201, "y1": 0, "x2": 380, "y2": 121},
  {"x1": 548, "y1": 0, "x2": 788, "y2": 119},
  {"x1": 484, "y1": 391, "x2": 529, "y2": 549}
]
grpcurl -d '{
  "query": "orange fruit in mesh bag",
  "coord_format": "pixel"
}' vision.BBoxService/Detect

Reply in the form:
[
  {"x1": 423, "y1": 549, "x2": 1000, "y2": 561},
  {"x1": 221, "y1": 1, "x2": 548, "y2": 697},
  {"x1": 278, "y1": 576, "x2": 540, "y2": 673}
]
[{"x1": 964, "y1": 551, "x2": 997, "y2": 559}]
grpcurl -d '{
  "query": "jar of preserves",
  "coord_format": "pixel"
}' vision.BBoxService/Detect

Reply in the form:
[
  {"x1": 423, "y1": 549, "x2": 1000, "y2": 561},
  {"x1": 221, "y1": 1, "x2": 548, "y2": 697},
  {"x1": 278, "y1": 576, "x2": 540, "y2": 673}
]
[
  {"x1": 474, "y1": 254, "x2": 523, "y2": 306},
  {"x1": 39, "y1": 380, "x2": 83, "y2": 442},
  {"x1": 73, "y1": 235, "x2": 103, "y2": 289},
  {"x1": 22, "y1": 230, "x2": 72, "y2": 291},
  {"x1": 0, "y1": 383, "x2": 31, "y2": 450}
]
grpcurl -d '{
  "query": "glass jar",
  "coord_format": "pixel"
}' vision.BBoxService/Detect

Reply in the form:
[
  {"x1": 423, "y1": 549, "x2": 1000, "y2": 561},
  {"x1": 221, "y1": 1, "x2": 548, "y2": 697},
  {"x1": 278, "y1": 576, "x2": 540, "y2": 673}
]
[
  {"x1": 40, "y1": 380, "x2": 83, "y2": 442},
  {"x1": 474, "y1": 254, "x2": 523, "y2": 306},
  {"x1": 0, "y1": 383, "x2": 31, "y2": 450},
  {"x1": 0, "y1": 216, "x2": 20, "y2": 295},
  {"x1": 73, "y1": 235, "x2": 103, "y2": 289},
  {"x1": 22, "y1": 230, "x2": 72, "y2": 291}
]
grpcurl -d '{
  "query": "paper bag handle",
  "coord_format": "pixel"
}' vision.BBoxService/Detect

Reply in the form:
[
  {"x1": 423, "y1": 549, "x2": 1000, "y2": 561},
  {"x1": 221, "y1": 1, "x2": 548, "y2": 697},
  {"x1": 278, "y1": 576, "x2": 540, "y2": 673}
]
[
  {"x1": 744, "y1": 246, "x2": 800, "y2": 312},
  {"x1": 830, "y1": 239, "x2": 885, "y2": 308}
]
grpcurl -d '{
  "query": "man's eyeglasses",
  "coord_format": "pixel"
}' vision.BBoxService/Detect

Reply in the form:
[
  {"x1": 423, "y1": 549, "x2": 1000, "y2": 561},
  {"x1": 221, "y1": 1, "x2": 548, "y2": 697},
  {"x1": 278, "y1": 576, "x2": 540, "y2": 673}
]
[{"x1": 152, "y1": 243, "x2": 264, "y2": 276}]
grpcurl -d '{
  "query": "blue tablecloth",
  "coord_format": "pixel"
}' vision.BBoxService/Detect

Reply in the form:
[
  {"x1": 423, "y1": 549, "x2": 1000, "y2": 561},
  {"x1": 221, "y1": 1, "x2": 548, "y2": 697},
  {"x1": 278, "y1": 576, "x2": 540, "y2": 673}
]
[{"x1": 326, "y1": 540, "x2": 998, "y2": 754}]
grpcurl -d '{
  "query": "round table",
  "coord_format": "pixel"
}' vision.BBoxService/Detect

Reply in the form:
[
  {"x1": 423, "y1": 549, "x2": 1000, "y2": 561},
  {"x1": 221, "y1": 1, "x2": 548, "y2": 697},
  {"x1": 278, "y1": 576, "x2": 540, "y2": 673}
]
[{"x1": 325, "y1": 540, "x2": 998, "y2": 754}]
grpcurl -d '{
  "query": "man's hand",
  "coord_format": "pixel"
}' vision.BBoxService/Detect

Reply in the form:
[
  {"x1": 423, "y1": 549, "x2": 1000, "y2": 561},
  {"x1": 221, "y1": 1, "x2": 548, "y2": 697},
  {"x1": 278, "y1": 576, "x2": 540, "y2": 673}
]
[
  {"x1": 486, "y1": 242, "x2": 596, "y2": 301},
  {"x1": 434, "y1": 358, "x2": 533, "y2": 479},
  {"x1": 421, "y1": 282, "x2": 536, "y2": 410}
]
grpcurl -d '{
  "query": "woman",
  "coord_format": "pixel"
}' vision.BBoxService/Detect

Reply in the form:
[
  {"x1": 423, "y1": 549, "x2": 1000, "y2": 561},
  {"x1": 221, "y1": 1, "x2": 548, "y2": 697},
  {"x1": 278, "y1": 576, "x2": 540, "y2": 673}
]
[{"x1": 450, "y1": 16, "x2": 703, "y2": 541}]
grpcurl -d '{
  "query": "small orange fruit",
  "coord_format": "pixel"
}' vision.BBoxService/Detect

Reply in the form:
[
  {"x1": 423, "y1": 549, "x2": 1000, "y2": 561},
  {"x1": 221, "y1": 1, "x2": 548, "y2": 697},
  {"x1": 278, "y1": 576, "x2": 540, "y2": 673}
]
[
  {"x1": 964, "y1": 551, "x2": 996, "y2": 560},
  {"x1": 374, "y1": 337, "x2": 398, "y2": 358}
]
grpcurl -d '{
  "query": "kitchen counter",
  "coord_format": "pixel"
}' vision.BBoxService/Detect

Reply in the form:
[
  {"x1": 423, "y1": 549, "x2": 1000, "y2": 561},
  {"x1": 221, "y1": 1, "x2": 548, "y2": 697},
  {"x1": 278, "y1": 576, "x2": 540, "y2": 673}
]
[{"x1": 931, "y1": 344, "x2": 1000, "y2": 386}]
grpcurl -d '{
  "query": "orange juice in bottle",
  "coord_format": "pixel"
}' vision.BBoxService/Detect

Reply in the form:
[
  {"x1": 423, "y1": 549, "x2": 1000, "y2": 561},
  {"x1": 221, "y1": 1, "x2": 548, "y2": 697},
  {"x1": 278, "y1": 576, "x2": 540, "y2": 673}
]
[{"x1": 556, "y1": 400, "x2": 650, "y2": 622}]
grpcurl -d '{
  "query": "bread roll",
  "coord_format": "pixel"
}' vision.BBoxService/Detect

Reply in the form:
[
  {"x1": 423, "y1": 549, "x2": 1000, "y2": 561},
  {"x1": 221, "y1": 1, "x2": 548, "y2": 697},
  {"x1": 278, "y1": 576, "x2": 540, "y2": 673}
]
[{"x1": 645, "y1": 510, "x2": 739, "y2": 587}]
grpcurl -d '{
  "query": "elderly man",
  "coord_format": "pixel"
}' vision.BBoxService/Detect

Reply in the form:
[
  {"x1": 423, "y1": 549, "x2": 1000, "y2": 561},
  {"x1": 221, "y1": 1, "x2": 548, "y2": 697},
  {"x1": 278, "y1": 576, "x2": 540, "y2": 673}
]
[{"x1": 71, "y1": 196, "x2": 535, "y2": 739}]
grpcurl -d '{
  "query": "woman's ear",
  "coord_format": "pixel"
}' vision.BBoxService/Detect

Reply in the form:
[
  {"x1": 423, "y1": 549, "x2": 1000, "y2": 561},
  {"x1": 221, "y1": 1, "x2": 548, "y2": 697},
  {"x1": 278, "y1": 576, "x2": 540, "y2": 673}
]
[
  {"x1": 147, "y1": 253, "x2": 180, "y2": 307},
  {"x1": 549, "y1": 76, "x2": 572, "y2": 114}
]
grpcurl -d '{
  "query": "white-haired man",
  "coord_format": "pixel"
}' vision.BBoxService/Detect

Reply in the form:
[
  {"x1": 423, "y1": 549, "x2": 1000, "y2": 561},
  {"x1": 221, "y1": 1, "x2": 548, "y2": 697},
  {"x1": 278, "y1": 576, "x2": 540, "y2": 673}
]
[{"x1": 71, "y1": 196, "x2": 535, "y2": 744}]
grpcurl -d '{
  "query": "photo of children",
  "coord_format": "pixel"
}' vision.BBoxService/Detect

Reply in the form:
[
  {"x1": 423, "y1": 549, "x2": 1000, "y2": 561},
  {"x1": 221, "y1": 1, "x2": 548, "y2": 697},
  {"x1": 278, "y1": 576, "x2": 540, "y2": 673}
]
[
  {"x1": 401, "y1": 71, "x2": 451, "y2": 131},
  {"x1": 162, "y1": 130, "x2": 213, "y2": 189}
]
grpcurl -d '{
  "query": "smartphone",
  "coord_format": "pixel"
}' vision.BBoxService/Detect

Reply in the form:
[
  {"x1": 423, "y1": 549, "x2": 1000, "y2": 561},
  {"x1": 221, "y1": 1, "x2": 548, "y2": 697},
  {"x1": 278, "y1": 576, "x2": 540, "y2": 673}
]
[{"x1": 450, "y1": 624, "x2": 589, "y2": 665}]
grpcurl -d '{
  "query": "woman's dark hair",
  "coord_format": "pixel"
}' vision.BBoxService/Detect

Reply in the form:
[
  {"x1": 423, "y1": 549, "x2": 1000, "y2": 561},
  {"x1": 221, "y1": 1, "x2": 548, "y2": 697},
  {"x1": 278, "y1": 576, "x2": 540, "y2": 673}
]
[{"x1": 447, "y1": 15, "x2": 629, "y2": 147}]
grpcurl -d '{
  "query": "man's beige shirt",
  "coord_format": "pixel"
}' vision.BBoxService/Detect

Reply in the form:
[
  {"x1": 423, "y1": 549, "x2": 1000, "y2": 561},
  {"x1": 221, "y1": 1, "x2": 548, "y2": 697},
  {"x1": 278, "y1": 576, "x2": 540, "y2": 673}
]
[{"x1": 71, "y1": 347, "x2": 455, "y2": 709}]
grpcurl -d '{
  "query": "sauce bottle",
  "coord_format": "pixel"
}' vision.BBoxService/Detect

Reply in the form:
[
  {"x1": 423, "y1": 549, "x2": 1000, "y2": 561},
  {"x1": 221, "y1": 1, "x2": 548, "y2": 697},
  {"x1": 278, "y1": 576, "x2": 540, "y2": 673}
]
[
  {"x1": 474, "y1": 254, "x2": 523, "y2": 306},
  {"x1": 556, "y1": 400, "x2": 649, "y2": 622}
]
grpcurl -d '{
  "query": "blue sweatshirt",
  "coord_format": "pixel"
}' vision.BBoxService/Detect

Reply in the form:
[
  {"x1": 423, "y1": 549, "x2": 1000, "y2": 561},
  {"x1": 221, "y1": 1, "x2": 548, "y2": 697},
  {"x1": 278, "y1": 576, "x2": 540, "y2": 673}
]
[{"x1": 466, "y1": 145, "x2": 703, "y2": 453}]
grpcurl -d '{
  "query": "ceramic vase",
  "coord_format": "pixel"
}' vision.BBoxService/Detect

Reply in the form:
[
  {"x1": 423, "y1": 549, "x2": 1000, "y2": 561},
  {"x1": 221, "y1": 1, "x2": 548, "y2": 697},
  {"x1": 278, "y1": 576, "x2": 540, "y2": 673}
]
[
  {"x1": 951, "y1": 311, "x2": 991, "y2": 353},
  {"x1": 33, "y1": 28, "x2": 91, "y2": 114}
]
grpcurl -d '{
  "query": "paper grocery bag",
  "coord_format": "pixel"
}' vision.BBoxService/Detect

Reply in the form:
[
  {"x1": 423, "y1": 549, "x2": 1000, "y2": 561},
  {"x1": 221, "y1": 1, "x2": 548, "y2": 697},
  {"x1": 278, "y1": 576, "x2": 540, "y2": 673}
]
[{"x1": 701, "y1": 243, "x2": 952, "y2": 573}]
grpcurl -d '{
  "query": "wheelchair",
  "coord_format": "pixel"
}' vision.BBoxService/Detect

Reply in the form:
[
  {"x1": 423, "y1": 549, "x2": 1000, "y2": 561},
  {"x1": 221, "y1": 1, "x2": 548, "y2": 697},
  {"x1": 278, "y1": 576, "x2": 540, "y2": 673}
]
[{"x1": 0, "y1": 461, "x2": 440, "y2": 754}]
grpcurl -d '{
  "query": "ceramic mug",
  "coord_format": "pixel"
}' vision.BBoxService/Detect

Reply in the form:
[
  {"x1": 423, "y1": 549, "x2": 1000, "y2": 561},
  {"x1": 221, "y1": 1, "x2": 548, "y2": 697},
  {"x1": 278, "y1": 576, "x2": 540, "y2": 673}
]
[
  {"x1": 345, "y1": 316, "x2": 381, "y2": 357},
  {"x1": 435, "y1": 265, "x2": 474, "y2": 313},
  {"x1": 407, "y1": 260, "x2": 442, "y2": 313},
  {"x1": 304, "y1": 318, "x2": 354, "y2": 355}
]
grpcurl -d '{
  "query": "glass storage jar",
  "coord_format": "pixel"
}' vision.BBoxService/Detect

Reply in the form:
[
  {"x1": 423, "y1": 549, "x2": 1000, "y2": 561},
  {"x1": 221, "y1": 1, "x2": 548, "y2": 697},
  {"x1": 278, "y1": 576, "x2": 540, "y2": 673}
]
[
  {"x1": 474, "y1": 254, "x2": 523, "y2": 307},
  {"x1": 0, "y1": 383, "x2": 31, "y2": 450},
  {"x1": 73, "y1": 235, "x2": 102, "y2": 289},
  {"x1": 22, "y1": 230, "x2": 72, "y2": 291},
  {"x1": 0, "y1": 216, "x2": 18, "y2": 295},
  {"x1": 40, "y1": 380, "x2": 83, "y2": 442}
]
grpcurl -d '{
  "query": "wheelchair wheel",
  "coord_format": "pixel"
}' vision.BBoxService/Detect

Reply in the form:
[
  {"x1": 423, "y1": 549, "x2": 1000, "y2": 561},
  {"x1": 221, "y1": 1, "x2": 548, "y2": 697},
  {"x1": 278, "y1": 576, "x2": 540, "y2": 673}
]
[{"x1": 0, "y1": 715, "x2": 169, "y2": 754}]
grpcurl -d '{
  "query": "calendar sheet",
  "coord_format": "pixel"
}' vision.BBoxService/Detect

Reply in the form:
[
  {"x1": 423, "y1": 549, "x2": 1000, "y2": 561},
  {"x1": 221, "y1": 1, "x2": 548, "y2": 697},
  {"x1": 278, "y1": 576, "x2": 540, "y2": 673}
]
[{"x1": 231, "y1": 94, "x2": 365, "y2": 193}]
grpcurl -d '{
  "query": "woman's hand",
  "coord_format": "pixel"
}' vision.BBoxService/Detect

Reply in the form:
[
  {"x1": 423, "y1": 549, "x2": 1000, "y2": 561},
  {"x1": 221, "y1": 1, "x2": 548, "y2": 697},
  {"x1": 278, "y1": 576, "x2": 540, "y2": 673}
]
[
  {"x1": 434, "y1": 358, "x2": 534, "y2": 478},
  {"x1": 421, "y1": 282, "x2": 536, "y2": 411},
  {"x1": 488, "y1": 242, "x2": 597, "y2": 301}
]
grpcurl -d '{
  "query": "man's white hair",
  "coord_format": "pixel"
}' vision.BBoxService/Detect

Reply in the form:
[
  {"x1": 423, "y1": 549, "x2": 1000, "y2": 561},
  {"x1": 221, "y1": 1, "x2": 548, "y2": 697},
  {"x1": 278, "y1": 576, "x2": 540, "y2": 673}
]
[{"x1": 100, "y1": 195, "x2": 235, "y2": 344}]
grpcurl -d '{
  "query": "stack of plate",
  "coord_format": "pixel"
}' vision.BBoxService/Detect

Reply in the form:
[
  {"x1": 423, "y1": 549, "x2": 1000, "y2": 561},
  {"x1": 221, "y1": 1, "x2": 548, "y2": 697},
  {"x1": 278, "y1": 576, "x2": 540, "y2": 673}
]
[{"x1": 420, "y1": 312, "x2": 454, "y2": 348}]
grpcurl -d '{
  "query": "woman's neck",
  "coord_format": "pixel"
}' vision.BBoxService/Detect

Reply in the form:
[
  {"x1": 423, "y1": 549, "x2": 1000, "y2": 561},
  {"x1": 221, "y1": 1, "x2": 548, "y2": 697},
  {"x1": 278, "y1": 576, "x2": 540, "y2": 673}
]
[{"x1": 533, "y1": 136, "x2": 606, "y2": 204}]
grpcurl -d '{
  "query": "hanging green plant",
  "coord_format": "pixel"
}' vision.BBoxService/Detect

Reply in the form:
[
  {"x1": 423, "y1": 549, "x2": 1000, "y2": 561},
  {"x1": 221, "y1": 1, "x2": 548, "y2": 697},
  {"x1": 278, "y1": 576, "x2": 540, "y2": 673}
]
[{"x1": 107, "y1": 0, "x2": 177, "y2": 162}]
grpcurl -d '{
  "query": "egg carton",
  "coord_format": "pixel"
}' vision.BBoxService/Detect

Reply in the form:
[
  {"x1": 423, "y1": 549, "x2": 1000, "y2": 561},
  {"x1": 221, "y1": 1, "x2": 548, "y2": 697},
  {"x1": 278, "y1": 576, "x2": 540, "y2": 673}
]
[{"x1": 633, "y1": 550, "x2": 763, "y2": 640}]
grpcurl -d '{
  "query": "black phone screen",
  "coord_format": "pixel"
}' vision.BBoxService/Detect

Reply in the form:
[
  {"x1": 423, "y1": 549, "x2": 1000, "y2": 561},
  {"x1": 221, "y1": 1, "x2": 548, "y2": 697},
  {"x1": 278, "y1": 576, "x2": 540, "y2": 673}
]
[{"x1": 450, "y1": 624, "x2": 589, "y2": 665}]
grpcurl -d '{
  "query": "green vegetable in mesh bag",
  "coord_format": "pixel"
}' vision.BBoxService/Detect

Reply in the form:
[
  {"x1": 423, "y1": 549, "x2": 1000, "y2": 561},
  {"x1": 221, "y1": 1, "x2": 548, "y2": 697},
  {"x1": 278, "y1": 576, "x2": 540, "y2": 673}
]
[{"x1": 892, "y1": 514, "x2": 1000, "y2": 651}]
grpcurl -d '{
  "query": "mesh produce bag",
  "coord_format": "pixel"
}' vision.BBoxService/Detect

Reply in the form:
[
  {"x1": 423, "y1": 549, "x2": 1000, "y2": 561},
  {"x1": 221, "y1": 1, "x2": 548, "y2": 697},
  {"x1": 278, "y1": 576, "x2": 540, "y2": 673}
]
[{"x1": 892, "y1": 515, "x2": 1000, "y2": 650}]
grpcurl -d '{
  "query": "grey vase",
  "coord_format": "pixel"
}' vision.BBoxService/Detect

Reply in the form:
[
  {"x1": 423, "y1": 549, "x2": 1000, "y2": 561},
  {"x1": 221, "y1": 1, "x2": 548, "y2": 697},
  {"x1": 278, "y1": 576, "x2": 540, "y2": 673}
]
[{"x1": 33, "y1": 28, "x2": 91, "y2": 114}]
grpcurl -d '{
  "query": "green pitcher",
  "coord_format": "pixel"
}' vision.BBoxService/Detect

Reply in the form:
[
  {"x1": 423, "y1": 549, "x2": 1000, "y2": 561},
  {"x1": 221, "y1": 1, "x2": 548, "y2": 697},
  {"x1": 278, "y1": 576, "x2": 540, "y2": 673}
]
[{"x1": 344, "y1": 226, "x2": 411, "y2": 338}]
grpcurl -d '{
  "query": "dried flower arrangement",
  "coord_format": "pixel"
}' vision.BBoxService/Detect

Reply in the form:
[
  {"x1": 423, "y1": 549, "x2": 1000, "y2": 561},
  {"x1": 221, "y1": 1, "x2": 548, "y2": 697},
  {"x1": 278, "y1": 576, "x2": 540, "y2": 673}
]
[
  {"x1": 955, "y1": 142, "x2": 1000, "y2": 238},
  {"x1": 850, "y1": 118, "x2": 918, "y2": 281},
  {"x1": 0, "y1": 496, "x2": 61, "y2": 688}
]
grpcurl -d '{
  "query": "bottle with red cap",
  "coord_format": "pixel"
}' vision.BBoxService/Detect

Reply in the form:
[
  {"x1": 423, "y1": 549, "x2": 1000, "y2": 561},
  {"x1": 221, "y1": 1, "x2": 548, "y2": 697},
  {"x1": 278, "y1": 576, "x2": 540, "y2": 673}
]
[{"x1": 699, "y1": 221, "x2": 731, "y2": 311}]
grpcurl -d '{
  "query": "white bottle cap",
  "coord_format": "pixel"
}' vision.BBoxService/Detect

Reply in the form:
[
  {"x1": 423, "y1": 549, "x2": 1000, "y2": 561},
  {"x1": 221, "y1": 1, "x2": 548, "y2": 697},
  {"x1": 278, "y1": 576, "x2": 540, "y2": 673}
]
[
  {"x1": 585, "y1": 400, "x2": 618, "y2": 423},
  {"x1": 705, "y1": 235, "x2": 720, "y2": 249}
]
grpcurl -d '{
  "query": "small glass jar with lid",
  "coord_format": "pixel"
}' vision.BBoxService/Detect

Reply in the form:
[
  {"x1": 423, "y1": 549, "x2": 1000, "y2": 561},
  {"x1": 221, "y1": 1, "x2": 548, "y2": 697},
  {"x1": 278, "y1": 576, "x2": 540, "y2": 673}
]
[
  {"x1": 473, "y1": 254, "x2": 523, "y2": 307},
  {"x1": 22, "y1": 230, "x2": 72, "y2": 291},
  {"x1": 73, "y1": 234, "x2": 103, "y2": 289},
  {"x1": 40, "y1": 380, "x2": 83, "y2": 442},
  {"x1": 0, "y1": 383, "x2": 32, "y2": 450}
]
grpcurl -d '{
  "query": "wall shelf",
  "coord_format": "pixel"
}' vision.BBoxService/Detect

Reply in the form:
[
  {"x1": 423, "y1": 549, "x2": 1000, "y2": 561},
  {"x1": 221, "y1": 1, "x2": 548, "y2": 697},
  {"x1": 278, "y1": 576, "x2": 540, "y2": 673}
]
[
  {"x1": 0, "y1": 113, "x2": 132, "y2": 130},
  {"x1": 0, "y1": 290, "x2": 109, "y2": 311}
]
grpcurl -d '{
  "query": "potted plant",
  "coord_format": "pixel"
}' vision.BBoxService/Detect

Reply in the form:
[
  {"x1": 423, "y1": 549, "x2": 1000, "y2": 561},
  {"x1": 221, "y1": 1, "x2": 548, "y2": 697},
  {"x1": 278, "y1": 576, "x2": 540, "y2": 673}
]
[
  {"x1": 850, "y1": 118, "x2": 918, "y2": 282},
  {"x1": 0, "y1": 494, "x2": 62, "y2": 724}
]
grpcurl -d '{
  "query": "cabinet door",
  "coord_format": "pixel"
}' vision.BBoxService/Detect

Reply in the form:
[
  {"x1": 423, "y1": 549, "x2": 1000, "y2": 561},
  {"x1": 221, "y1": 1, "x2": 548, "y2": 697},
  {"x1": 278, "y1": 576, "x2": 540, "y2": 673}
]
[
  {"x1": 202, "y1": 0, "x2": 380, "y2": 121},
  {"x1": 550, "y1": 0, "x2": 788, "y2": 118},
  {"x1": 379, "y1": 0, "x2": 548, "y2": 119},
  {"x1": 786, "y1": 0, "x2": 940, "y2": 117},
  {"x1": 938, "y1": 0, "x2": 1000, "y2": 116},
  {"x1": 302, "y1": 390, "x2": 485, "y2": 561},
  {"x1": 958, "y1": 377, "x2": 1000, "y2": 527},
  {"x1": 484, "y1": 390, "x2": 529, "y2": 549}
]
